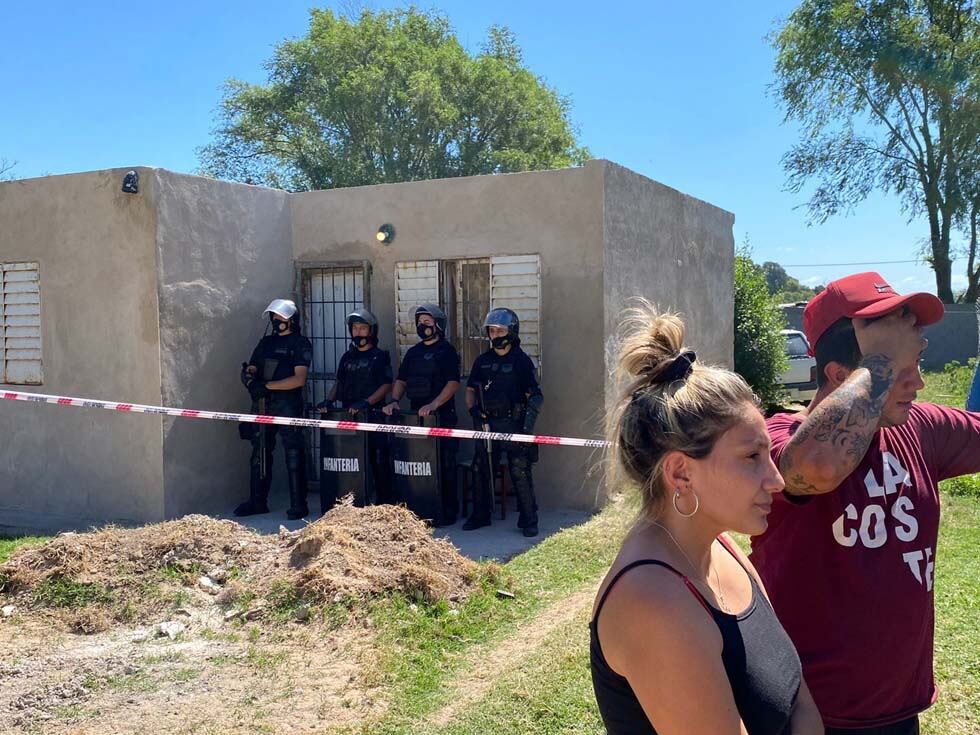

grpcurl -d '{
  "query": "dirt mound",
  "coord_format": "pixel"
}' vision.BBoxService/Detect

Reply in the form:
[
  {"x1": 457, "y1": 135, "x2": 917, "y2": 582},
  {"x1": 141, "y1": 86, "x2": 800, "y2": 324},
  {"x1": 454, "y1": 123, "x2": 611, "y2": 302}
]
[
  {"x1": 1, "y1": 515, "x2": 270, "y2": 590},
  {"x1": 0, "y1": 501, "x2": 480, "y2": 630},
  {"x1": 281, "y1": 502, "x2": 479, "y2": 604}
]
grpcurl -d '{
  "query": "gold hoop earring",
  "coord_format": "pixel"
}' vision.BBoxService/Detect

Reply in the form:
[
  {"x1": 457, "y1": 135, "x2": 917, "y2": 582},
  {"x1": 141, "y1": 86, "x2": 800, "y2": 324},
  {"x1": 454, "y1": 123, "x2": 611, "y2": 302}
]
[{"x1": 673, "y1": 489, "x2": 699, "y2": 518}]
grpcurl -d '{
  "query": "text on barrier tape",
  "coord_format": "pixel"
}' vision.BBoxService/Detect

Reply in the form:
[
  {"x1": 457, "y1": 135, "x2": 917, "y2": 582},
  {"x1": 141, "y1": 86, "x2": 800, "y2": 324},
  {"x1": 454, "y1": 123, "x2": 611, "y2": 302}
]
[{"x1": 0, "y1": 390, "x2": 611, "y2": 448}]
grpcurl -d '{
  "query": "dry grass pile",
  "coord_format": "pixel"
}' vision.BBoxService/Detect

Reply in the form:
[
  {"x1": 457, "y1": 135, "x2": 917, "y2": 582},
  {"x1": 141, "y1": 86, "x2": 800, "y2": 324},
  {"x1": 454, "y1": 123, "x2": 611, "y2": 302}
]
[
  {"x1": 278, "y1": 501, "x2": 479, "y2": 604},
  {"x1": 1, "y1": 515, "x2": 270, "y2": 591},
  {"x1": 0, "y1": 500, "x2": 480, "y2": 630}
]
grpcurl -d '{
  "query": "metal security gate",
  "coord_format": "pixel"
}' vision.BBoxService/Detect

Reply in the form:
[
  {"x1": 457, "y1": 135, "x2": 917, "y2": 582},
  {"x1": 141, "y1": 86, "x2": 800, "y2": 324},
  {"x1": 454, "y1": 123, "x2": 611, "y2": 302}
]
[{"x1": 299, "y1": 262, "x2": 370, "y2": 483}]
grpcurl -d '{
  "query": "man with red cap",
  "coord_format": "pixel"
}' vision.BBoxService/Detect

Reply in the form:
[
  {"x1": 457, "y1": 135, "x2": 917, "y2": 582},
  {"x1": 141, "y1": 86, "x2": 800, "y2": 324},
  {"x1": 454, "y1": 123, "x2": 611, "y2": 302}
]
[{"x1": 749, "y1": 272, "x2": 980, "y2": 734}]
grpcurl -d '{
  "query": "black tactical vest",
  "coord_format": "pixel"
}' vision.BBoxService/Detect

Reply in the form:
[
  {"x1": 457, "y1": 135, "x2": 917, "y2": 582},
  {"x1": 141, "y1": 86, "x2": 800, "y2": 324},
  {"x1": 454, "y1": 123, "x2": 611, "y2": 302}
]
[
  {"x1": 476, "y1": 355, "x2": 524, "y2": 417},
  {"x1": 403, "y1": 349, "x2": 439, "y2": 402},
  {"x1": 337, "y1": 348, "x2": 389, "y2": 406},
  {"x1": 253, "y1": 332, "x2": 310, "y2": 415}
]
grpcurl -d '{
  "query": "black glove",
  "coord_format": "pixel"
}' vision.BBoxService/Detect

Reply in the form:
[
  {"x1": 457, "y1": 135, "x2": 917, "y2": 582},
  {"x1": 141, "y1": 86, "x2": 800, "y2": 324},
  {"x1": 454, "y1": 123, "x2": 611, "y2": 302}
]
[
  {"x1": 469, "y1": 405, "x2": 486, "y2": 421},
  {"x1": 350, "y1": 400, "x2": 372, "y2": 414},
  {"x1": 240, "y1": 363, "x2": 253, "y2": 388},
  {"x1": 248, "y1": 379, "x2": 269, "y2": 402},
  {"x1": 523, "y1": 393, "x2": 543, "y2": 434}
]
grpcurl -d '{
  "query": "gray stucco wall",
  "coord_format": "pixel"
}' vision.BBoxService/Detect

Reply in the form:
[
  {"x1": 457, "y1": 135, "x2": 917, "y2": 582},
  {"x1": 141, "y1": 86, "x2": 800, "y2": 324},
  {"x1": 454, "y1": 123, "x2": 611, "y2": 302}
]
[
  {"x1": 602, "y1": 163, "x2": 735, "y2": 369},
  {"x1": 921, "y1": 305, "x2": 978, "y2": 370},
  {"x1": 291, "y1": 163, "x2": 607, "y2": 510},
  {"x1": 0, "y1": 169, "x2": 165, "y2": 533},
  {"x1": 153, "y1": 171, "x2": 293, "y2": 518},
  {"x1": 1, "y1": 160, "x2": 737, "y2": 530},
  {"x1": 601, "y1": 163, "x2": 736, "y2": 444},
  {"x1": 782, "y1": 303, "x2": 979, "y2": 371}
]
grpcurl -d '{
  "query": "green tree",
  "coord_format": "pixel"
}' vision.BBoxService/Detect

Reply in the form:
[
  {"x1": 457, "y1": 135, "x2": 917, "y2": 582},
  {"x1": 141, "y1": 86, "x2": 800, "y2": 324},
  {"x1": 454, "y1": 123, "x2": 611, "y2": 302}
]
[
  {"x1": 198, "y1": 8, "x2": 589, "y2": 191},
  {"x1": 762, "y1": 261, "x2": 791, "y2": 294},
  {"x1": 735, "y1": 253, "x2": 790, "y2": 406},
  {"x1": 958, "y1": 123, "x2": 980, "y2": 300},
  {"x1": 773, "y1": 286, "x2": 821, "y2": 303},
  {"x1": 762, "y1": 260, "x2": 822, "y2": 302},
  {"x1": 772, "y1": 0, "x2": 980, "y2": 303}
]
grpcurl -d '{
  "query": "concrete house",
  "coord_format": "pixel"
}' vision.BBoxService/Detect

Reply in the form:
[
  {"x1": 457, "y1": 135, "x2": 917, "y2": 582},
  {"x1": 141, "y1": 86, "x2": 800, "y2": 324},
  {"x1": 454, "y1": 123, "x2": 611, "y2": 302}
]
[{"x1": 0, "y1": 160, "x2": 734, "y2": 533}]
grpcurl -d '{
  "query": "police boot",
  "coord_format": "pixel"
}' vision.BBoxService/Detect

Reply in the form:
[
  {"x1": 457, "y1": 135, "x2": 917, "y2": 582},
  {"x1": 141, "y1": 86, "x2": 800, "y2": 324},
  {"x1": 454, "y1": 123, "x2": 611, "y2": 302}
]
[
  {"x1": 285, "y1": 449, "x2": 309, "y2": 520},
  {"x1": 234, "y1": 444, "x2": 271, "y2": 516},
  {"x1": 510, "y1": 451, "x2": 538, "y2": 537}
]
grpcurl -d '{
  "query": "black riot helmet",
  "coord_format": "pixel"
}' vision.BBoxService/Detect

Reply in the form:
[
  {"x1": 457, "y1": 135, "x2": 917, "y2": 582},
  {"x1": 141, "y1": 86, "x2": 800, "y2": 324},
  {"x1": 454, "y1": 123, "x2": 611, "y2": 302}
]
[
  {"x1": 347, "y1": 308, "x2": 379, "y2": 338},
  {"x1": 415, "y1": 303, "x2": 447, "y2": 340},
  {"x1": 347, "y1": 308, "x2": 379, "y2": 349},
  {"x1": 483, "y1": 307, "x2": 520, "y2": 350}
]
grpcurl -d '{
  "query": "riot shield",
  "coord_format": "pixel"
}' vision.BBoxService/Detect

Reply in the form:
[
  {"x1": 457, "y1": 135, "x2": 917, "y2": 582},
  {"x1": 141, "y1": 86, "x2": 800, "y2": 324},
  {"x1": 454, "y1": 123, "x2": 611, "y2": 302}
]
[
  {"x1": 319, "y1": 408, "x2": 373, "y2": 512},
  {"x1": 390, "y1": 413, "x2": 444, "y2": 524}
]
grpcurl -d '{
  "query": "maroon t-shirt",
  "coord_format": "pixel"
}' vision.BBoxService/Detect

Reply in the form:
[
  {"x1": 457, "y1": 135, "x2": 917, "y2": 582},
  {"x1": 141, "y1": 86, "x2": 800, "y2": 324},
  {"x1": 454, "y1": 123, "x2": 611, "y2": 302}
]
[{"x1": 751, "y1": 402, "x2": 980, "y2": 729}]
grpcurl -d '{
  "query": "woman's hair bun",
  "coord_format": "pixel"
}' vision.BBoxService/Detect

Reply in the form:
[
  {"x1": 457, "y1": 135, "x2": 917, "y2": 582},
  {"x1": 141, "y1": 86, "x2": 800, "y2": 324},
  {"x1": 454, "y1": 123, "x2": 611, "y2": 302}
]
[{"x1": 618, "y1": 308, "x2": 687, "y2": 385}]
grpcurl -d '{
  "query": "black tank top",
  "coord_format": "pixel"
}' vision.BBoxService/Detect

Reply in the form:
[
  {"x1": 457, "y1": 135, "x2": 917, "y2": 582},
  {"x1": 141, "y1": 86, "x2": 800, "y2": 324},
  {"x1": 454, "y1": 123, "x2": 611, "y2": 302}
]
[{"x1": 590, "y1": 538, "x2": 801, "y2": 735}]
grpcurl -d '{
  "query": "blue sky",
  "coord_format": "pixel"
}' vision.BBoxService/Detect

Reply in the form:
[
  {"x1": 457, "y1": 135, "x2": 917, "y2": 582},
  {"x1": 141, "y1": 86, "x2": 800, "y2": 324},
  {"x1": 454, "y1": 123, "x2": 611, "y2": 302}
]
[{"x1": 0, "y1": 1, "x2": 958, "y2": 294}]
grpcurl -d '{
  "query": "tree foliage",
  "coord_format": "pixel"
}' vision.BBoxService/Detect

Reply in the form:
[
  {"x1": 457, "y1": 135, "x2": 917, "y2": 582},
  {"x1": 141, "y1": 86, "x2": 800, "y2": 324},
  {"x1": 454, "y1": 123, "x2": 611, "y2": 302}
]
[
  {"x1": 772, "y1": 0, "x2": 980, "y2": 303},
  {"x1": 198, "y1": 8, "x2": 589, "y2": 190},
  {"x1": 762, "y1": 261, "x2": 792, "y2": 294},
  {"x1": 762, "y1": 260, "x2": 824, "y2": 303},
  {"x1": 735, "y1": 253, "x2": 790, "y2": 406}
]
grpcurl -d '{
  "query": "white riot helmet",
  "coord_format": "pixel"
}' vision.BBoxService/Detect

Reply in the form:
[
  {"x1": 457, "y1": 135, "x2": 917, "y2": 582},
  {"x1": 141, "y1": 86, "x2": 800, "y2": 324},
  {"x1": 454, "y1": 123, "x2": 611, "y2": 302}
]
[{"x1": 263, "y1": 299, "x2": 299, "y2": 334}]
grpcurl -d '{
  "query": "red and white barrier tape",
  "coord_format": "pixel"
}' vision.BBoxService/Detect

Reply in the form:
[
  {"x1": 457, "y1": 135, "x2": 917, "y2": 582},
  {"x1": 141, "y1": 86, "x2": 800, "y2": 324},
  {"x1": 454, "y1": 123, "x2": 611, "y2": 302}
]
[{"x1": 0, "y1": 390, "x2": 611, "y2": 449}]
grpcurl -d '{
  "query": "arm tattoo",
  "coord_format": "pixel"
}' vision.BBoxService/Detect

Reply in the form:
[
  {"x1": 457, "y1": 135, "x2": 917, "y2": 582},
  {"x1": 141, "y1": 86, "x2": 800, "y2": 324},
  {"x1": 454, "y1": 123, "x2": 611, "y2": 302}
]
[
  {"x1": 781, "y1": 354, "x2": 895, "y2": 495},
  {"x1": 862, "y1": 354, "x2": 895, "y2": 402},
  {"x1": 787, "y1": 473, "x2": 822, "y2": 495}
]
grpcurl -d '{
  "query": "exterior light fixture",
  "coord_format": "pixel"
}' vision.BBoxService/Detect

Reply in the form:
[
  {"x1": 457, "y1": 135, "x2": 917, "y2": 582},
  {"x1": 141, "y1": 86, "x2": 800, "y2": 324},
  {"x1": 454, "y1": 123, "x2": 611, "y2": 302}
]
[
  {"x1": 121, "y1": 170, "x2": 139, "y2": 194},
  {"x1": 376, "y1": 224, "x2": 395, "y2": 244}
]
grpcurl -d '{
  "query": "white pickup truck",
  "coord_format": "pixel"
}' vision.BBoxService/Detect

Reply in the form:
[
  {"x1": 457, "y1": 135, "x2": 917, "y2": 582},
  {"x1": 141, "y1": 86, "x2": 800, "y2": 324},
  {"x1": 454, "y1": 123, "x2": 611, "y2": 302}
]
[{"x1": 779, "y1": 329, "x2": 818, "y2": 403}]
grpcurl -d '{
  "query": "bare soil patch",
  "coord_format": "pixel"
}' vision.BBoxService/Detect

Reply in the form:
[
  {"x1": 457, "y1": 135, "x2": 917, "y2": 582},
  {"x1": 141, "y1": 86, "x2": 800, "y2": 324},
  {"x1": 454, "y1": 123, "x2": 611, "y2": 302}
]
[{"x1": 0, "y1": 501, "x2": 480, "y2": 733}]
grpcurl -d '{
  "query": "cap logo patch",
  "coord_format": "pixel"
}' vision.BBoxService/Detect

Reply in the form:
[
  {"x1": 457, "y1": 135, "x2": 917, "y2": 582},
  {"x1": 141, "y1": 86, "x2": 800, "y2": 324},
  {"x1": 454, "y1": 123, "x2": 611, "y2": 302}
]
[{"x1": 873, "y1": 283, "x2": 894, "y2": 294}]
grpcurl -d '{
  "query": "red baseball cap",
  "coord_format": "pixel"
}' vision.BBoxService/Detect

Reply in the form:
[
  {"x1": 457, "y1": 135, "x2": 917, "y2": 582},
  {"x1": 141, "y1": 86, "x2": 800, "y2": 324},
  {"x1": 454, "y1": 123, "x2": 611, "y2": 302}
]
[{"x1": 803, "y1": 272, "x2": 944, "y2": 351}]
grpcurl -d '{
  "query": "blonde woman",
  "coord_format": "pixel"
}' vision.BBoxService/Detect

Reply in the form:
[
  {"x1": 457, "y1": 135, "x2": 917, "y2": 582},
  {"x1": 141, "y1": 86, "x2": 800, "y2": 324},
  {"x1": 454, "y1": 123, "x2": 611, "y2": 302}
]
[{"x1": 591, "y1": 305, "x2": 822, "y2": 734}]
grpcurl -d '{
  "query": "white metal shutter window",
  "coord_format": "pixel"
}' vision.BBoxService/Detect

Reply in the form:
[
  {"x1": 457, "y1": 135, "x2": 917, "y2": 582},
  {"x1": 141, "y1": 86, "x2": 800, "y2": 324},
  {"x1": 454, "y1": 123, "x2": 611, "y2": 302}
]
[
  {"x1": 490, "y1": 254, "x2": 541, "y2": 369},
  {"x1": 394, "y1": 260, "x2": 439, "y2": 361},
  {"x1": 1, "y1": 262, "x2": 43, "y2": 385}
]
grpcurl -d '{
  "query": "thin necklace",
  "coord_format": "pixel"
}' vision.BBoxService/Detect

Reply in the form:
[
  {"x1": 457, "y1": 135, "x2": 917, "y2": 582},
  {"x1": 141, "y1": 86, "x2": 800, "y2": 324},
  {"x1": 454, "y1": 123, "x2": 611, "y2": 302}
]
[{"x1": 652, "y1": 521, "x2": 729, "y2": 614}]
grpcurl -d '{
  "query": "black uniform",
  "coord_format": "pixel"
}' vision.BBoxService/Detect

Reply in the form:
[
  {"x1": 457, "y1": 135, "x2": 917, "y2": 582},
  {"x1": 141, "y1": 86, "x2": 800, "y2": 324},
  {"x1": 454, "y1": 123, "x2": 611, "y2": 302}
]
[
  {"x1": 332, "y1": 345, "x2": 393, "y2": 505},
  {"x1": 396, "y1": 337, "x2": 461, "y2": 523},
  {"x1": 335, "y1": 346, "x2": 393, "y2": 408},
  {"x1": 467, "y1": 345, "x2": 542, "y2": 529},
  {"x1": 246, "y1": 331, "x2": 313, "y2": 511}
]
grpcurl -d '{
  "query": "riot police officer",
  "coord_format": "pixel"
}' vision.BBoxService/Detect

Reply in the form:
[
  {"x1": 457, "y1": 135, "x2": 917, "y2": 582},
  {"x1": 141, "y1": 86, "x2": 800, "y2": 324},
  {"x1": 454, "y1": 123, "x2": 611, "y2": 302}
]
[
  {"x1": 318, "y1": 308, "x2": 393, "y2": 511},
  {"x1": 463, "y1": 308, "x2": 543, "y2": 537},
  {"x1": 234, "y1": 299, "x2": 313, "y2": 520},
  {"x1": 382, "y1": 304, "x2": 461, "y2": 525}
]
